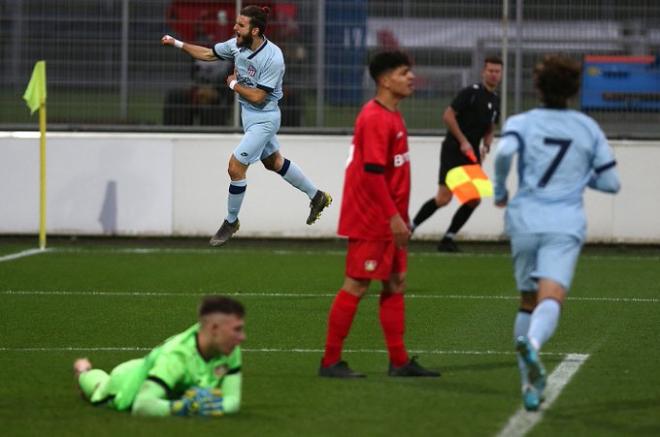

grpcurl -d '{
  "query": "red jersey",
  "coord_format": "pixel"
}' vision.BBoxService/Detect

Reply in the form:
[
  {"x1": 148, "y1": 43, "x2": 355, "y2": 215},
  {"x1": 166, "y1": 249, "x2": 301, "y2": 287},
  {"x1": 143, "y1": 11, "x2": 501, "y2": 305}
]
[{"x1": 338, "y1": 99, "x2": 411, "y2": 240}]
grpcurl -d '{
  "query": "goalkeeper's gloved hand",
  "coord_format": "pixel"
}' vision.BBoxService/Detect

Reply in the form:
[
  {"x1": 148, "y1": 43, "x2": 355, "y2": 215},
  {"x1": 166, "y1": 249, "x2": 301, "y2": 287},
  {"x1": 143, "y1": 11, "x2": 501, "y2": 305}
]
[
  {"x1": 170, "y1": 387, "x2": 224, "y2": 417},
  {"x1": 197, "y1": 388, "x2": 224, "y2": 417}
]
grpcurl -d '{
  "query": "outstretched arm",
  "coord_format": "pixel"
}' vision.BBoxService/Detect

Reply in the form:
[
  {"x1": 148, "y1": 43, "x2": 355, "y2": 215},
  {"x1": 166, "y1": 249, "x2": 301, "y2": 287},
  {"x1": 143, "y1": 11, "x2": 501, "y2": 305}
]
[
  {"x1": 161, "y1": 35, "x2": 217, "y2": 61},
  {"x1": 131, "y1": 380, "x2": 171, "y2": 417},
  {"x1": 132, "y1": 380, "x2": 234, "y2": 417},
  {"x1": 219, "y1": 373, "x2": 242, "y2": 414}
]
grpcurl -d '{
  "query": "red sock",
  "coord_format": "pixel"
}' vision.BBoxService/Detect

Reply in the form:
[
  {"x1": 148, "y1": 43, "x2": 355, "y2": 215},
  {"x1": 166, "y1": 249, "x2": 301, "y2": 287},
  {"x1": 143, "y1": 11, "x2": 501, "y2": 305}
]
[
  {"x1": 379, "y1": 292, "x2": 409, "y2": 367},
  {"x1": 322, "y1": 290, "x2": 360, "y2": 367}
]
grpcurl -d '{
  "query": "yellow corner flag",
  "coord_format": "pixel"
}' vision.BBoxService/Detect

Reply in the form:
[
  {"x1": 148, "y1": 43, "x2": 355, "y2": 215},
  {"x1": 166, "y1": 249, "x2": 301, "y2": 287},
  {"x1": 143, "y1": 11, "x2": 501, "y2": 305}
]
[
  {"x1": 445, "y1": 164, "x2": 493, "y2": 204},
  {"x1": 23, "y1": 61, "x2": 47, "y2": 114},
  {"x1": 23, "y1": 60, "x2": 48, "y2": 250}
]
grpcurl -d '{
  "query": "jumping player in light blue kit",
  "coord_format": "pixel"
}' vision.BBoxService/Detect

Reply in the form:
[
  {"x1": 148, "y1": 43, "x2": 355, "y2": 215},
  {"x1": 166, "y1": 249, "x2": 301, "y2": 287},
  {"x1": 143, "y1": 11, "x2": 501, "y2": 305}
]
[
  {"x1": 493, "y1": 55, "x2": 620, "y2": 411},
  {"x1": 162, "y1": 5, "x2": 331, "y2": 246}
]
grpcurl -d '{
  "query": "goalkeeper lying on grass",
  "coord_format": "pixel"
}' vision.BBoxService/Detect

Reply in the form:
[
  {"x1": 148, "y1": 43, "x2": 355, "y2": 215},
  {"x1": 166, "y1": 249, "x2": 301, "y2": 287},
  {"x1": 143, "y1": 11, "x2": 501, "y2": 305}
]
[{"x1": 73, "y1": 296, "x2": 245, "y2": 417}]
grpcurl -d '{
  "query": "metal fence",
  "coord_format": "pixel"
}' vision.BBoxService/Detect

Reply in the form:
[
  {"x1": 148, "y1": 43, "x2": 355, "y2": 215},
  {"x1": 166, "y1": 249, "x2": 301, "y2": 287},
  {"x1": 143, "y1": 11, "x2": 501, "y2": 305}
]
[{"x1": 1, "y1": 0, "x2": 660, "y2": 137}]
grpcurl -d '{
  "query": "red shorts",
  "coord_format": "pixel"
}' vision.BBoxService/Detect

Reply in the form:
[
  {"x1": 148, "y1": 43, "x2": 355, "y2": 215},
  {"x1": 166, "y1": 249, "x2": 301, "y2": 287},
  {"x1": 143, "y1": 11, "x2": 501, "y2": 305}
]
[{"x1": 345, "y1": 239, "x2": 407, "y2": 281}]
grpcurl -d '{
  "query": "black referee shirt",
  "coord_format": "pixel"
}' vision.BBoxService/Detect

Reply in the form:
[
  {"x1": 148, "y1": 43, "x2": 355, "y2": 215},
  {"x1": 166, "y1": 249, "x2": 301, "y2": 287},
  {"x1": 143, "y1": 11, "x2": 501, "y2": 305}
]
[{"x1": 444, "y1": 83, "x2": 500, "y2": 149}]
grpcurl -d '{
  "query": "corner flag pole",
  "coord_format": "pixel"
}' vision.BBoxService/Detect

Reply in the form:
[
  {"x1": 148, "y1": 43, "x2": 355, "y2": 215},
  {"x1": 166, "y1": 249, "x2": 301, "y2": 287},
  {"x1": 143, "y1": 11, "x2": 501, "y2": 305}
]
[
  {"x1": 38, "y1": 94, "x2": 47, "y2": 250},
  {"x1": 23, "y1": 60, "x2": 48, "y2": 250}
]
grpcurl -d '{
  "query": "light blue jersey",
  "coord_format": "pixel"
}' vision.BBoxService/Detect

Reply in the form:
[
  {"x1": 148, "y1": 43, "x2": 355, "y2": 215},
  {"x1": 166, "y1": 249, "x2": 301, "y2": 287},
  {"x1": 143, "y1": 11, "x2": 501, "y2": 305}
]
[
  {"x1": 494, "y1": 108, "x2": 621, "y2": 242},
  {"x1": 213, "y1": 37, "x2": 284, "y2": 112},
  {"x1": 212, "y1": 37, "x2": 284, "y2": 165}
]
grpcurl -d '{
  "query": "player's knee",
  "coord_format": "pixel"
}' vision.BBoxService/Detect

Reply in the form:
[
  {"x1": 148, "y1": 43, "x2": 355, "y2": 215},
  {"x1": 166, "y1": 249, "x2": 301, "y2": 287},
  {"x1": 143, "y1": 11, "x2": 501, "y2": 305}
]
[
  {"x1": 466, "y1": 199, "x2": 481, "y2": 208},
  {"x1": 537, "y1": 279, "x2": 566, "y2": 304},
  {"x1": 435, "y1": 193, "x2": 451, "y2": 207},
  {"x1": 262, "y1": 153, "x2": 283, "y2": 172},
  {"x1": 228, "y1": 160, "x2": 247, "y2": 180},
  {"x1": 519, "y1": 291, "x2": 537, "y2": 311},
  {"x1": 347, "y1": 288, "x2": 368, "y2": 298},
  {"x1": 227, "y1": 167, "x2": 242, "y2": 180},
  {"x1": 383, "y1": 274, "x2": 405, "y2": 293},
  {"x1": 261, "y1": 157, "x2": 276, "y2": 171},
  {"x1": 342, "y1": 277, "x2": 370, "y2": 297},
  {"x1": 385, "y1": 282, "x2": 405, "y2": 293},
  {"x1": 435, "y1": 187, "x2": 452, "y2": 207}
]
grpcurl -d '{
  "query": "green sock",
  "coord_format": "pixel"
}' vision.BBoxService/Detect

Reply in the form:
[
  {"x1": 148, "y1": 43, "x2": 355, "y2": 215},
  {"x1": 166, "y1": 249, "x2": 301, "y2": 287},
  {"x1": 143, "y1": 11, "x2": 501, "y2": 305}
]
[{"x1": 79, "y1": 369, "x2": 109, "y2": 399}]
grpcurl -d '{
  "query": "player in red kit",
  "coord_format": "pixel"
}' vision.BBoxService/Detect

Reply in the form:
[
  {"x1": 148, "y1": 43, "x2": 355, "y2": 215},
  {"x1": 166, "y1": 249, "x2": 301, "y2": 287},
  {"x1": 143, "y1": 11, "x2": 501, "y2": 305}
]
[{"x1": 319, "y1": 51, "x2": 440, "y2": 378}]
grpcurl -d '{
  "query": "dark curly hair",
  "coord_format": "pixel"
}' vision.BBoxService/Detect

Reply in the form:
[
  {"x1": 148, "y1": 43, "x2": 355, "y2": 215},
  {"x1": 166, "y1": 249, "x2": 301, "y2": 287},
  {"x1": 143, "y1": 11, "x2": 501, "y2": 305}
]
[
  {"x1": 534, "y1": 55, "x2": 582, "y2": 109},
  {"x1": 241, "y1": 5, "x2": 270, "y2": 36},
  {"x1": 368, "y1": 50, "x2": 412, "y2": 82}
]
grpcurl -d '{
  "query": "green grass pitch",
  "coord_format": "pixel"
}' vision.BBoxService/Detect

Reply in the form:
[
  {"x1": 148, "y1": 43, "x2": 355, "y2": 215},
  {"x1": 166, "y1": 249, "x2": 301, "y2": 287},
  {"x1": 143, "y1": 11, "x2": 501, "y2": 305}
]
[{"x1": 0, "y1": 238, "x2": 659, "y2": 436}]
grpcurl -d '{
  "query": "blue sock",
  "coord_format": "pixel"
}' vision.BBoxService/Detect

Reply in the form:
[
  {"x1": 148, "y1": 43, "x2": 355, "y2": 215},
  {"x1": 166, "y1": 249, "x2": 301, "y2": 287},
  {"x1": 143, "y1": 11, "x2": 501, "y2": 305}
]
[
  {"x1": 514, "y1": 310, "x2": 532, "y2": 387},
  {"x1": 226, "y1": 179, "x2": 247, "y2": 223},
  {"x1": 278, "y1": 159, "x2": 317, "y2": 199},
  {"x1": 528, "y1": 299, "x2": 561, "y2": 351}
]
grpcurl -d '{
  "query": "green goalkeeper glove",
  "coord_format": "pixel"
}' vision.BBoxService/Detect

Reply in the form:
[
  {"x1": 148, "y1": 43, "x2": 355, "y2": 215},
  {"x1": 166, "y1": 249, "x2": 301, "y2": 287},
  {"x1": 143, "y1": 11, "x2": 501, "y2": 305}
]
[{"x1": 170, "y1": 387, "x2": 224, "y2": 417}]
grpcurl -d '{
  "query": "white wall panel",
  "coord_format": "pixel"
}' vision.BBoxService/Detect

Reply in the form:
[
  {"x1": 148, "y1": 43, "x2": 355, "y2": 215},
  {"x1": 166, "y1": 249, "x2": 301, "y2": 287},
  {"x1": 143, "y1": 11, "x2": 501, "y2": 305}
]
[
  {"x1": 0, "y1": 133, "x2": 173, "y2": 235},
  {"x1": 1, "y1": 132, "x2": 657, "y2": 242}
]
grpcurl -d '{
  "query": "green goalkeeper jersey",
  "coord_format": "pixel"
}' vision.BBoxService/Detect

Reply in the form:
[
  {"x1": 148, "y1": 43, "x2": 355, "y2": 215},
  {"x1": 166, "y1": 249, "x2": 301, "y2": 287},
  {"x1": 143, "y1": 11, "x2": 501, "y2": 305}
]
[{"x1": 92, "y1": 323, "x2": 241, "y2": 411}]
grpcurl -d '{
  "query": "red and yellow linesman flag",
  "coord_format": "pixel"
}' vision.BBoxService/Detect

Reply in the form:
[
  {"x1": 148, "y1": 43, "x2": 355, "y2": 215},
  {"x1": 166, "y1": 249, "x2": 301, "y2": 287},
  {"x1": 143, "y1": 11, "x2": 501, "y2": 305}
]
[
  {"x1": 23, "y1": 60, "x2": 48, "y2": 250},
  {"x1": 445, "y1": 164, "x2": 493, "y2": 204}
]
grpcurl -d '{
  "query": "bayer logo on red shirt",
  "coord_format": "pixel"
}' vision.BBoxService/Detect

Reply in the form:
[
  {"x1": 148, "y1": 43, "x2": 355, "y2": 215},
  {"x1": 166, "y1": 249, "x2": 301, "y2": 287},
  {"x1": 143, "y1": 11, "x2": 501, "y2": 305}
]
[{"x1": 393, "y1": 151, "x2": 410, "y2": 167}]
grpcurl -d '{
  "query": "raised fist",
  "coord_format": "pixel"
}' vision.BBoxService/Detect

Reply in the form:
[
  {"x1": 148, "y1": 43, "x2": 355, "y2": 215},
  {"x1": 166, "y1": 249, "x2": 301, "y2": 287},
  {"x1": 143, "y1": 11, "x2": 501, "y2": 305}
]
[{"x1": 161, "y1": 34, "x2": 175, "y2": 46}]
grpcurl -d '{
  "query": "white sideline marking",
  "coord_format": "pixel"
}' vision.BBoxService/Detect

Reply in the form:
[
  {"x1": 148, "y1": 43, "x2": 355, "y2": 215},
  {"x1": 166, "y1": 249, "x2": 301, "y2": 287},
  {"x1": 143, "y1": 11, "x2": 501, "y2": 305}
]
[
  {"x1": 0, "y1": 346, "x2": 576, "y2": 357},
  {"x1": 36, "y1": 246, "x2": 660, "y2": 262},
  {"x1": 495, "y1": 353, "x2": 590, "y2": 437},
  {"x1": 1, "y1": 289, "x2": 657, "y2": 303},
  {"x1": 0, "y1": 248, "x2": 50, "y2": 263}
]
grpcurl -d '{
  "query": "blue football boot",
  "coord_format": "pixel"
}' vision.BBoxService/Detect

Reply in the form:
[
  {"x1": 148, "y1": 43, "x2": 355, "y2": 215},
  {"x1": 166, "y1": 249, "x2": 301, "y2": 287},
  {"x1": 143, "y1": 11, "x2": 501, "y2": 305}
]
[
  {"x1": 516, "y1": 336, "x2": 547, "y2": 395},
  {"x1": 521, "y1": 384, "x2": 542, "y2": 412}
]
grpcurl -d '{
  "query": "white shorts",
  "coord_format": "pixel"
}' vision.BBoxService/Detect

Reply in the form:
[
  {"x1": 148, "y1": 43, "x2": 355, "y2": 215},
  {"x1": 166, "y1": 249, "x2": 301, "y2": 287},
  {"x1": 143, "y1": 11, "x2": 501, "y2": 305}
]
[{"x1": 510, "y1": 233, "x2": 583, "y2": 292}]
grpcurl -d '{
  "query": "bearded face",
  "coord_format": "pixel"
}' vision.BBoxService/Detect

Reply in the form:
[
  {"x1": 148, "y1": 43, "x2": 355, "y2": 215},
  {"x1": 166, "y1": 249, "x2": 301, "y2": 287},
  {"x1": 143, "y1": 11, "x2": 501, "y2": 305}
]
[
  {"x1": 234, "y1": 15, "x2": 256, "y2": 48},
  {"x1": 237, "y1": 32, "x2": 254, "y2": 48}
]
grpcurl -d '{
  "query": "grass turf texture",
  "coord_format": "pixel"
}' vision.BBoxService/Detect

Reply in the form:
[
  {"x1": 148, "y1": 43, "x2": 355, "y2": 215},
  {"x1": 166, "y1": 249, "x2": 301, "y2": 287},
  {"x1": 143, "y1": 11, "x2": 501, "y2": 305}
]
[{"x1": 0, "y1": 238, "x2": 659, "y2": 436}]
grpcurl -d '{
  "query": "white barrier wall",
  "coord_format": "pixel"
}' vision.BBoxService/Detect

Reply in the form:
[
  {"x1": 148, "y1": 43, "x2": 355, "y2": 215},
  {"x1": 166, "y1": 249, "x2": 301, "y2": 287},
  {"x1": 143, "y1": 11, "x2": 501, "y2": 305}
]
[
  {"x1": 0, "y1": 133, "x2": 173, "y2": 235},
  {"x1": 1, "y1": 132, "x2": 658, "y2": 242}
]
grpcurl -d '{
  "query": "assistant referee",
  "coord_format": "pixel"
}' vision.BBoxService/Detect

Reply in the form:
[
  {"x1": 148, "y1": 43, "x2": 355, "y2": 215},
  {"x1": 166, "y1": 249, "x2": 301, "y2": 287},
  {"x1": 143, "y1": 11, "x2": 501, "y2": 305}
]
[{"x1": 412, "y1": 56, "x2": 503, "y2": 252}]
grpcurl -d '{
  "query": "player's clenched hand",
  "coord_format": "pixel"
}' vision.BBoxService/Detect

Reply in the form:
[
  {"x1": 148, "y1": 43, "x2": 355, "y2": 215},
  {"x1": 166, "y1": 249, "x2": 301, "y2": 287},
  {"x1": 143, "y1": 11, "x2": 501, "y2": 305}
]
[
  {"x1": 226, "y1": 73, "x2": 237, "y2": 87},
  {"x1": 170, "y1": 387, "x2": 224, "y2": 417},
  {"x1": 390, "y1": 214, "x2": 410, "y2": 248},
  {"x1": 460, "y1": 140, "x2": 478, "y2": 163},
  {"x1": 161, "y1": 35, "x2": 175, "y2": 46}
]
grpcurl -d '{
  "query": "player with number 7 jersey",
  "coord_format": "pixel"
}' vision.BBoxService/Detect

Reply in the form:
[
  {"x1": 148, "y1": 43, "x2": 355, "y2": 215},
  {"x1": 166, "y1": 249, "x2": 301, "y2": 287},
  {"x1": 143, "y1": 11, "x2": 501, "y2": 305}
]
[
  {"x1": 494, "y1": 104, "x2": 618, "y2": 241},
  {"x1": 493, "y1": 55, "x2": 620, "y2": 411}
]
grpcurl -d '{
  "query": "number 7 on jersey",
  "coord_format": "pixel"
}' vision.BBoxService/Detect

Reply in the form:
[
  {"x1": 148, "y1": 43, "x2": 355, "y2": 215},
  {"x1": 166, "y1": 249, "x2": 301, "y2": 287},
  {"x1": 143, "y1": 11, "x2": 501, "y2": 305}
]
[{"x1": 538, "y1": 137, "x2": 571, "y2": 187}]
